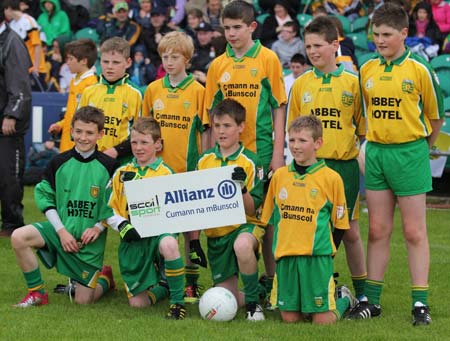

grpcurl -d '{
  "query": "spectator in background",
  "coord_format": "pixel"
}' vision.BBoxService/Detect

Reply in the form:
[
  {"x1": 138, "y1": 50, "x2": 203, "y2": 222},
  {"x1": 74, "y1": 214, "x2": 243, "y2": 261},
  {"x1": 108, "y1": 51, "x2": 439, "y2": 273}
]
[
  {"x1": 324, "y1": 0, "x2": 365, "y2": 21},
  {"x1": 203, "y1": 0, "x2": 221, "y2": 30},
  {"x1": 409, "y1": 1, "x2": 443, "y2": 47},
  {"x1": 272, "y1": 21, "x2": 306, "y2": 69},
  {"x1": 167, "y1": 0, "x2": 186, "y2": 30},
  {"x1": 128, "y1": 44, "x2": 157, "y2": 88},
  {"x1": 141, "y1": 6, "x2": 173, "y2": 68},
  {"x1": 0, "y1": 5, "x2": 32, "y2": 237},
  {"x1": 284, "y1": 53, "x2": 309, "y2": 96},
  {"x1": 132, "y1": 0, "x2": 152, "y2": 30},
  {"x1": 97, "y1": 2, "x2": 141, "y2": 47},
  {"x1": 430, "y1": 0, "x2": 450, "y2": 38},
  {"x1": 184, "y1": 7, "x2": 204, "y2": 43},
  {"x1": 37, "y1": 0, "x2": 71, "y2": 47},
  {"x1": 4, "y1": 0, "x2": 47, "y2": 91},
  {"x1": 190, "y1": 21, "x2": 215, "y2": 84},
  {"x1": 260, "y1": 0, "x2": 298, "y2": 48}
]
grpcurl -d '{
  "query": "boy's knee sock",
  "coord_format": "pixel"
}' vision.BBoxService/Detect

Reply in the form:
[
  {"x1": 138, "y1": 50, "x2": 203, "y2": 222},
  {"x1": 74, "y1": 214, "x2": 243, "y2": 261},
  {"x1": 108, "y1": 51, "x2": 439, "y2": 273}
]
[
  {"x1": 148, "y1": 283, "x2": 169, "y2": 304},
  {"x1": 97, "y1": 277, "x2": 110, "y2": 294},
  {"x1": 241, "y1": 271, "x2": 259, "y2": 304},
  {"x1": 335, "y1": 297, "x2": 350, "y2": 320},
  {"x1": 352, "y1": 273, "x2": 367, "y2": 299},
  {"x1": 412, "y1": 285, "x2": 429, "y2": 307},
  {"x1": 365, "y1": 279, "x2": 384, "y2": 305},
  {"x1": 23, "y1": 268, "x2": 45, "y2": 293},
  {"x1": 166, "y1": 258, "x2": 185, "y2": 305},
  {"x1": 185, "y1": 265, "x2": 199, "y2": 286}
]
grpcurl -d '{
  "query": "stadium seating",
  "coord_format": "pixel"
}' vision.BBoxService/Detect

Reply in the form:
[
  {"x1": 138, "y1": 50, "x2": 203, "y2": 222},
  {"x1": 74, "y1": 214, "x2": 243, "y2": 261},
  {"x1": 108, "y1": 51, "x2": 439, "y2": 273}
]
[
  {"x1": 74, "y1": 27, "x2": 99, "y2": 44},
  {"x1": 347, "y1": 32, "x2": 370, "y2": 60},
  {"x1": 334, "y1": 14, "x2": 351, "y2": 34},
  {"x1": 256, "y1": 13, "x2": 269, "y2": 25},
  {"x1": 296, "y1": 13, "x2": 313, "y2": 36},
  {"x1": 351, "y1": 15, "x2": 368, "y2": 33},
  {"x1": 430, "y1": 54, "x2": 450, "y2": 98}
]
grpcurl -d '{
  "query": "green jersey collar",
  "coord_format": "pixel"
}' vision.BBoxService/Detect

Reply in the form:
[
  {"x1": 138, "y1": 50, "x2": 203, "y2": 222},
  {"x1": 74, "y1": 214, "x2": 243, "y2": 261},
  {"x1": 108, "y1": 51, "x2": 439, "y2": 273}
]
[
  {"x1": 225, "y1": 40, "x2": 262, "y2": 60},
  {"x1": 131, "y1": 156, "x2": 164, "y2": 174},
  {"x1": 313, "y1": 64, "x2": 344, "y2": 80},
  {"x1": 162, "y1": 73, "x2": 195, "y2": 92},
  {"x1": 288, "y1": 159, "x2": 326, "y2": 177},
  {"x1": 379, "y1": 46, "x2": 410, "y2": 66},
  {"x1": 213, "y1": 142, "x2": 245, "y2": 161},
  {"x1": 100, "y1": 73, "x2": 130, "y2": 86}
]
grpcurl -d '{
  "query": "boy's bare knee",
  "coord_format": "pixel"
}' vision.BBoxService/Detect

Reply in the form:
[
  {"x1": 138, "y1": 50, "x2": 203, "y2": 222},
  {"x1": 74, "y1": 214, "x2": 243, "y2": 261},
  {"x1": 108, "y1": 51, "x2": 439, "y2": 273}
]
[{"x1": 159, "y1": 236, "x2": 180, "y2": 258}]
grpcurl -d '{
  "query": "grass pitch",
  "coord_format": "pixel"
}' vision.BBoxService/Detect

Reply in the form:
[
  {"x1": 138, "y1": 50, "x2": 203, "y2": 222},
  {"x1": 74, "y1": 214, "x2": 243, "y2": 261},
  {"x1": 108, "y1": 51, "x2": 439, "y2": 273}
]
[{"x1": 0, "y1": 187, "x2": 449, "y2": 340}]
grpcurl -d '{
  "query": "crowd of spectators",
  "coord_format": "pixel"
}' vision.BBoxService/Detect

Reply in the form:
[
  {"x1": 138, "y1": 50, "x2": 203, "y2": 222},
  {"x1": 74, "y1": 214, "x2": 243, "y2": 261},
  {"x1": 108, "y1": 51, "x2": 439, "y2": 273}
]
[{"x1": 4, "y1": 0, "x2": 450, "y2": 93}]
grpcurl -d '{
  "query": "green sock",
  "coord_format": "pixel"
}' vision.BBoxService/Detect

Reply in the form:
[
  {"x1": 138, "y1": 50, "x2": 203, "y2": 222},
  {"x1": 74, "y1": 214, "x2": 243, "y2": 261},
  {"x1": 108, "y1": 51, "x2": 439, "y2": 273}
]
[
  {"x1": 335, "y1": 297, "x2": 350, "y2": 320},
  {"x1": 97, "y1": 277, "x2": 109, "y2": 293},
  {"x1": 185, "y1": 265, "x2": 199, "y2": 286},
  {"x1": 241, "y1": 271, "x2": 259, "y2": 304},
  {"x1": 412, "y1": 285, "x2": 429, "y2": 307},
  {"x1": 166, "y1": 258, "x2": 185, "y2": 305},
  {"x1": 365, "y1": 279, "x2": 384, "y2": 305},
  {"x1": 23, "y1": 268, "x2": 45, "y2": 293},
  {"x1": 148, "y1": 284, "x2": 169, "y2": 304},
  {"x1": 352, "y1": 274, "x2": 367, "y2": 299}
]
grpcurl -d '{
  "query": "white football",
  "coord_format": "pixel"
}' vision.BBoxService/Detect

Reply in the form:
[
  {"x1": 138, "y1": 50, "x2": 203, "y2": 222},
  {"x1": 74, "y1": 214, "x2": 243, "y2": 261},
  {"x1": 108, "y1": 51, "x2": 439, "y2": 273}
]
[{"x1": 199, "y1": 287, "x2": 238, "y2": 321}]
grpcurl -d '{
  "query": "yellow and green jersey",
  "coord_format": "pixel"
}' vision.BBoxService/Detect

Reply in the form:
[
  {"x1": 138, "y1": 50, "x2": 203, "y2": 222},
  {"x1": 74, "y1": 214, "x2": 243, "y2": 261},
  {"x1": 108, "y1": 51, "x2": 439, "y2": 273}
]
[
  {"x1": 79, "y1": 74, "x2": 143, "y2": 152},
  {"x1": 287, "y1": 64, "x2": 365, "y2": 160},
  {"x1": 204, "y1": 40, "x2": 287, "y2": 169},
  {"x1": 108, "y1": 157, "x2": 174, "y2": 219},
  {"x1": 197, "y1": 143, "x2": 264, "y2": 238},
  {"x1": 261, "y1": 160, "x2": 349, "y2": 260},
  {"x1": 360, "y1": 48, "x2": 444, "y2": 144},
  {"x1": 58, "y1": 70, "x2": 97, "y2": 152},
  {"x1": 142, "y1": 74, "x2": 208, "y2": 173}
]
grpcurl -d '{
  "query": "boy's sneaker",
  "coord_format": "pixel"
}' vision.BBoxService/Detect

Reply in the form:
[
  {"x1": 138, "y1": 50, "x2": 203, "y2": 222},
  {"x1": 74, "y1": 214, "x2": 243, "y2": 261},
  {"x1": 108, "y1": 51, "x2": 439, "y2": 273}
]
[
  {"x1": 246, "y1": 302, "x2": 265, "y2": 321},
  {"x1": 53, "y1": 278, "x2": 77, "y2": 296},
  {"x1": 100, "y1": 265, "x2": 115, "y2": 290},
  {"x1": 166, "y1": 303, "x2": 187, "y2": 320},
  {"x1": 14, "y1": 291, "x2": 48, "y2": 308},
  {"x1": 184, "y1": 284, "x2": 201, "y2": 304},
  {"x1": 412, "y1": 305, "x2": 431, "y2": 326},
  {"x1": 335, "y1": 285, "x2": 358, "y2": 310},
  {"x1": 346, "y1": 299, "x2": 381, "y2": 320}
]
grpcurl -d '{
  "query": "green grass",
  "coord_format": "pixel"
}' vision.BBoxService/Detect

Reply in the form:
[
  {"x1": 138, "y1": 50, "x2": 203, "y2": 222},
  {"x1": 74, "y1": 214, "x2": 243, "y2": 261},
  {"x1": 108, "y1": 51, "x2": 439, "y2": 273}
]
[{"x1": 0, "y1": 187, "x2": 449, "y2": 340}]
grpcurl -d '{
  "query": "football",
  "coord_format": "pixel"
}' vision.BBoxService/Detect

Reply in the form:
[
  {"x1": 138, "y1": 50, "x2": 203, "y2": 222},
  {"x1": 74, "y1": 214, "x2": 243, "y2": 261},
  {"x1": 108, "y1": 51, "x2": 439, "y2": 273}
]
[{"x1": 199, "y1": 287, "x2": 238, "y2": 321}]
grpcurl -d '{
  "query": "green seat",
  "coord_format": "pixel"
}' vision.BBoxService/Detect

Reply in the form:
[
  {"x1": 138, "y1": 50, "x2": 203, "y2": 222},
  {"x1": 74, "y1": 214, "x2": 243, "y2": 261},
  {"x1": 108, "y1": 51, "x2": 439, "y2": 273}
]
[
  {"x1": 334, "y1": 15, "x2": 351, "y2": 34},
  {"x1": 352, "y1": 15, "x2": 369, "y2": 33},
  {"x1": 347, "y1": 32, "x2": 370, "y2": 59},
  {"x1": 74, "y1": 27, "x2": 99, "y2": 44},
  {"x1": 357, "y1": 52, "x2": 377, "y2": 67},
  {"x1": 256, "y1": 13, "x2": 269, "y2": 25},
  {"x1": 297, "y1": 13, "x2": 313, "y2": 37},
  {"x1": 431, "y1": 54, "x2": 450, "y2": 98}
]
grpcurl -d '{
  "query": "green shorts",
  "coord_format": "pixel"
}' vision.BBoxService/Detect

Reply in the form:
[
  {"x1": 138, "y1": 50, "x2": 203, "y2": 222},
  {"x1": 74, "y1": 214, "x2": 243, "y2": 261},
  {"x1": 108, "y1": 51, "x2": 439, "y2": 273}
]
[
  {"x1": 276, "y1": 255, "x2": 336, "y2": 313},
  {"x1": 365, "y1": 139, "x2": 432, "y2": 196},
  {"x1": 325, "y1": 159, "x2": 360, "y2": 220},
  {"x1": 34, "y1": 222, "x2": 102, "y2": 288},
  {"x1": 207, "y1": 224, "x2": 264, "y2": 285},
  {"x1": 118, "y1": 233, "x2": 173, "y2": 297}
]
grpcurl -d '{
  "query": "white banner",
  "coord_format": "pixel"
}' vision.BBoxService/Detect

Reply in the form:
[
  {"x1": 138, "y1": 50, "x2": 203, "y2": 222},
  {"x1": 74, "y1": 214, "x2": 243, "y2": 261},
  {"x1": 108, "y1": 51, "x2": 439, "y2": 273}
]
[{"x1": 124, "y1": 166, "x2": 246, "y2": 237}]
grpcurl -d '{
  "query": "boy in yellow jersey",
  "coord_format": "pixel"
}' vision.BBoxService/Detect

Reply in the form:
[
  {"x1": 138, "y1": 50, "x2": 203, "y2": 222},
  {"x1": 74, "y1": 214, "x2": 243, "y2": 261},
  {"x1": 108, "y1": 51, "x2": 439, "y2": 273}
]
[
  {"x1": 195, "y1": 99, "x2": 266, "y2": 321},
  {"x1": 48, "y1": 39, "x2": 98, "y2": 152},
  {"x1": 204, "y1": 0, "x2": 287, "y2": 302},
  {"x1": 4, "y1": 0, "x2": 47, "y2": 90},
  {"x1": 79, "y1": 37, "x2": 143, "y2": 161},
  {"x1": 287, "y1": 16, "x2": 367, "y2": 302},
  {"x1": 261, "y1": 115, "x2": 354, "y2": 324},
  {"x1": 108, "y1": 117, "x2": 186, "y2": 319},
  {"x1": 143, "y1": 31, "x2": 210, "y2": 303},
  {"x1": 347, "y1": 3, "x2": 444, "y2": 326}
]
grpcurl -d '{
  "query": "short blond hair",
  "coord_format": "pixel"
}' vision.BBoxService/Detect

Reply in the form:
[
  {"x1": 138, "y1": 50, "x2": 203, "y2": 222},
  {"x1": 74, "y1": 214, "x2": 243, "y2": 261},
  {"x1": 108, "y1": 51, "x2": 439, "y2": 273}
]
[
  {"x1": 100, "y1": 36, "x2": 130, "y2": 59},
  {"x1": 157, "y1": 31, "x2": 194, "y2": 61},
  {"x1": 288, "y1": 115, "x2": 323, "y2": 141}
]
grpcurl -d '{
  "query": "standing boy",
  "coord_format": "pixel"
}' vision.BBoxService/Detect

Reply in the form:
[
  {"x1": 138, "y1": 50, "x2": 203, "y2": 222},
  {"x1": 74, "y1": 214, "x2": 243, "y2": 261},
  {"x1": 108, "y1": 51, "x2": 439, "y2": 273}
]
[
  {"x1": 261, "y1": 115, "x2": 354, "y2": 324},
  {"x1": 287, "y1": 16, "x2": 367, "y2": 301},
  {"x1": 79, "y1": 36, "x2": 143, "y2": 161},
  {"x1": 347, "y1": 3, "x2": 444, "y2": 325},
  {"x1": 196, "y1": 98, "x2": 265, "y2": 321},
  {"x1": 142, "y1": 31, "x2": 210, "y2": 303},
  {"x1": 204, "y1": 0, "x2": 287, "y2": 298},
  {"x1": 11, "y1": 107, "x2": 118, "y2": 307},
  {"x1": 108, "y1": 117, "x2": 186, "y2": 319},
  {"x1": 48, "y1": 39, "x2": 98, "y2": 152}
]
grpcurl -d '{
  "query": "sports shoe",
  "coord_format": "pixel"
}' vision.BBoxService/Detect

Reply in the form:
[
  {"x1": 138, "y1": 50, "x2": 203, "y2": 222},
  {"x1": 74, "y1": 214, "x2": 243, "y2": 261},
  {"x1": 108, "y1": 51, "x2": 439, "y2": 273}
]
[
  {"x1": 346, "y1": 300, "x2": 381, "y2": 320},
  {"x1": 246, "y1": 302, "x2": 265, "y2": 321},
  {"x1": 166, "y1": 303, "x2": 187, "y2": 320},
  {"x1": 100, "y1": 265, "x2": 115, "y2": 290},
  {"x1": 335, "y1": 285, "x2": 358, "y2": 310},
  {"x1": 184, "y1": 284, "x2": 201, "y2": 304},
  {"x1": 14, "y1": 291, "x2": 48, "y2": 308},
  {"x1": 412, "y1": 305, "x2": 431, "y2": 326},
  {"x1": 53, "y1": 278, "x2": 77, "y2": 296}
]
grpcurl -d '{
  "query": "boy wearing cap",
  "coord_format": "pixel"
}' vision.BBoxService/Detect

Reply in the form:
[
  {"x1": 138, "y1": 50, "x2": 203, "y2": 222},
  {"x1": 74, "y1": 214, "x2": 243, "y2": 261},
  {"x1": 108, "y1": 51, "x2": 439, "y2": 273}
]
[{"x1": 97, "y1": 1, "x2": 141, "y2": 48}]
